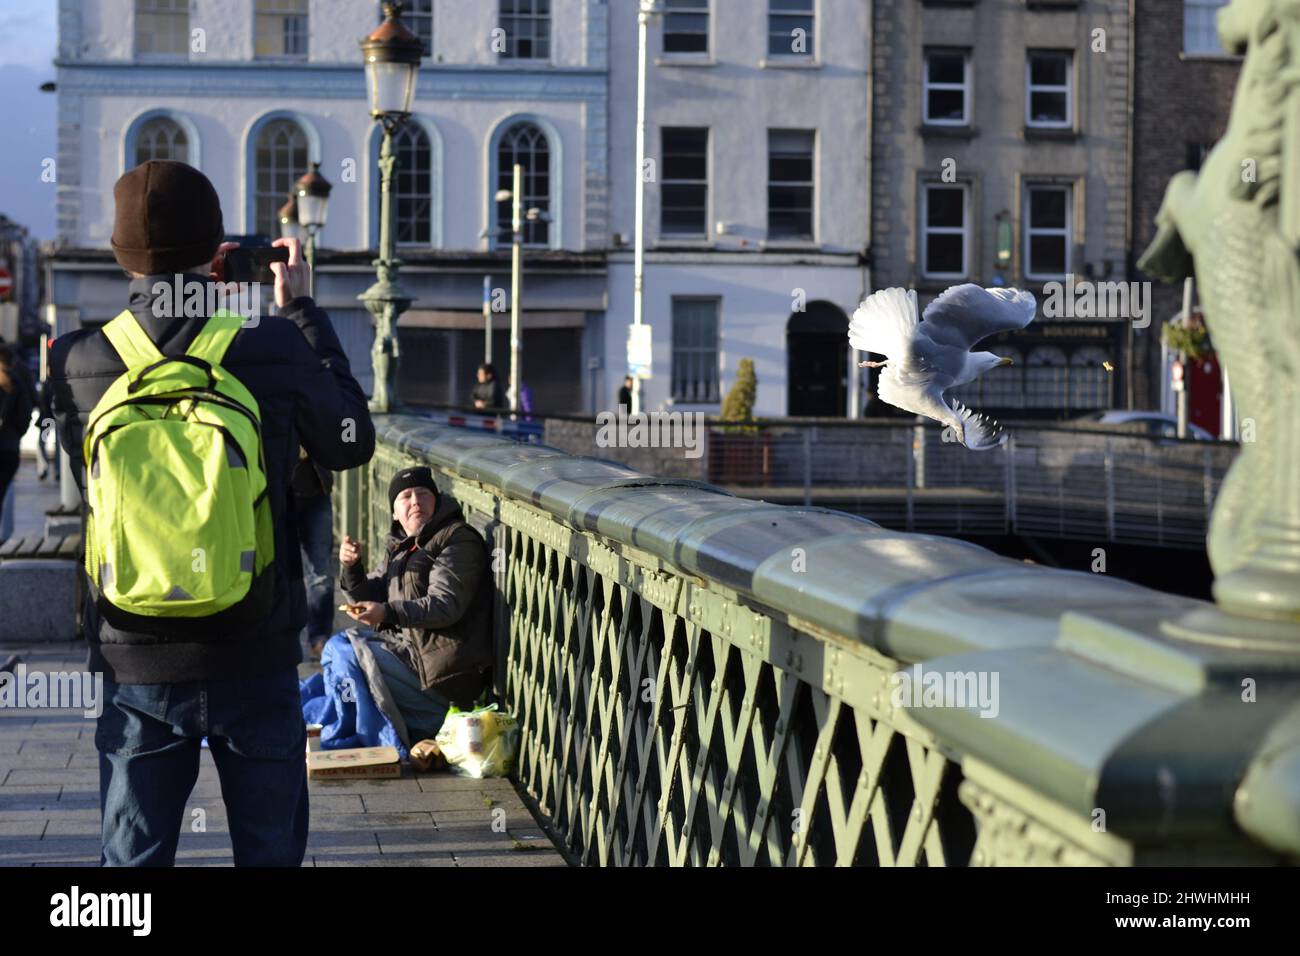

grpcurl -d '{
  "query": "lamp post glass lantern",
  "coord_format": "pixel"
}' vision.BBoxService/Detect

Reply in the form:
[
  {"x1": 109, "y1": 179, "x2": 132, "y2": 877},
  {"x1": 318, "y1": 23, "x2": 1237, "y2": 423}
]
[
  {"x1": 295, "y1": 161, "x2": 332, "y2": 230},
  {"x1": 294, "y1": 162, "x2": 332, "y2": 299},
  {"x1": 358, "y1": 0, "x2": 424, "y2": 413}
]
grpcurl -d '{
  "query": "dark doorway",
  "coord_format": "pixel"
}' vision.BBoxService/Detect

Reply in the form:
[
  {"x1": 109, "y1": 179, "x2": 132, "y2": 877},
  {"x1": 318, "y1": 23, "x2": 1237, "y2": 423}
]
[{"x1": 787, "y1": 301, "x2": 849, "y2": 417}]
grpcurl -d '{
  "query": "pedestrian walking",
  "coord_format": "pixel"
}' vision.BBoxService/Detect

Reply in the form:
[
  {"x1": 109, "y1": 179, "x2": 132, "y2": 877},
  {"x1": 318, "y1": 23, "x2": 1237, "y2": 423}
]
[{"x1": 0, "y1": 343, "x2": 37, "y2": 525}]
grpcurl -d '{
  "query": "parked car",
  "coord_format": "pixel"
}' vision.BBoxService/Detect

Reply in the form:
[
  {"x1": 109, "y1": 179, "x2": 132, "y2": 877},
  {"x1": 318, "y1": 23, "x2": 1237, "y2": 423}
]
[{"x1": 1074, "y1": 410, "x2": 1217, "y2": 441}]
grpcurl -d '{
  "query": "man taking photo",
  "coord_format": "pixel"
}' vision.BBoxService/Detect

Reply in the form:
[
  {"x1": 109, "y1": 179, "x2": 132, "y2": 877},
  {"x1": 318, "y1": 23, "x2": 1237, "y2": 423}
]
[{"x1": 48, "y1": 159, "x2": 376, "y2": 867}]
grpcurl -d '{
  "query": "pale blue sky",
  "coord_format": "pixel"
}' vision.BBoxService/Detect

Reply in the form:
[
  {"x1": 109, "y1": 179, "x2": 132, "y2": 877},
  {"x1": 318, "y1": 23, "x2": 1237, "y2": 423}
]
[{"x1": 0, "y1": 0, "x2": 59, "y2": 240}]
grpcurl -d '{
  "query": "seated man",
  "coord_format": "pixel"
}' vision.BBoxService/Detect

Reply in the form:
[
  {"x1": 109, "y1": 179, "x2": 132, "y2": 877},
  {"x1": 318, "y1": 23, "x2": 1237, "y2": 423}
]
[{"x1": 334, "y1": 466, "x2": 494, "y2": 743}]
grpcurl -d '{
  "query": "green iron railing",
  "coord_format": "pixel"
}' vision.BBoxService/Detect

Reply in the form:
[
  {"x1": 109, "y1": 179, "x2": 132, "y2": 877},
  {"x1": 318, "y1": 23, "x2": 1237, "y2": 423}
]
[{"x1": 333, "y1": 413, "x2": 1300, "y2": 867}]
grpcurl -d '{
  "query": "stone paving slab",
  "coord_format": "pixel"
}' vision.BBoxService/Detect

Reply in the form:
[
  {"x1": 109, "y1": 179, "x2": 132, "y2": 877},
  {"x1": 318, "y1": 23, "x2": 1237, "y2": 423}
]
[{"x1": 0, "y1": 641, "x2": 567, "y2": 867}]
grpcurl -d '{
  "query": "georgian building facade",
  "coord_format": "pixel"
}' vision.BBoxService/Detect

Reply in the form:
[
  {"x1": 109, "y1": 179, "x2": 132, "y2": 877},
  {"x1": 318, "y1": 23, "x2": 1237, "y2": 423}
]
[
  {"x1": 607, "y1": 0, "x2": 872, "y2": 418},
  {"x1": 51, "y1": 0, "x2": 874, "y2": 418},
  {"x1": 869, "y1": 0, "x2": 1134, "y2": 420},
  {"x1": 51, "y1": 0, "x2": 609, "y2": 411}
]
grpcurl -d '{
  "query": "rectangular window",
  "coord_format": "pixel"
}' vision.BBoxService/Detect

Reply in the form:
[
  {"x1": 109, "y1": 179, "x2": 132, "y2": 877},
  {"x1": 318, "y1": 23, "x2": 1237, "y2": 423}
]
[
  {"x1": 768, "y1": 129, "x2": 815, "y2": 240},
  {"x1": 661, "y1": 128, "x2": 709, "y2": 237},
  {"x1": 1024, "y1": 184, "x2": 1072, "y2": 280},
  {"x1": 663, "y1": 0, "x2": 709, "y2": 55},
  {"x1": 1026, "y1": 50, "x2": 1072, "y2": 128},
  {"x1": 135, "y1": 0, "x2": 189, "y2": 56},
  {"x1": 499, "y1": 0, "x2": 551, "y2": 60},
  {"x1": 768, "y1": 0, "x2": 814, "y2": 58},
  {"x1": 390, "y1": 0, "x2": 434, "y2": 57},
  {"x1": 1185, "y1": 0, "x2": 1229, "y2": 55},
  {"x1": 924, "y1": 49, "x2": 970, "y2": 126},
  {"x1": 255, "y1": 0, "x2": 309, "y2": 58},
  {"x1": 921, "y1": 183, "x2": 969, "y2": 279},
  {"x1": 671, "y1": 298, "x2": 720, "y2": 403}
]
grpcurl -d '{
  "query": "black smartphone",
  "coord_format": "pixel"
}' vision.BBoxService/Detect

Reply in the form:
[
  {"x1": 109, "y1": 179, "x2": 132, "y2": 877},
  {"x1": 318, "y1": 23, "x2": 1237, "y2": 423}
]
[{"x1": 223, "y1": 246, "x2": 289, "y2": 285}]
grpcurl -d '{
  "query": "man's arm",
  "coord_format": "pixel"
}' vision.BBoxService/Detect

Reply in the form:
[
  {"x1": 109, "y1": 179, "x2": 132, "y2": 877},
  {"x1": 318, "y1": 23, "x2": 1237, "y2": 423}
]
[
  {"x1": 340, "y1": 553, "x2": 387, "y2": 604},
  {"x1": 280, "y1": 297, "x2": 377, "y2": 471},
  {"x1": 384, "y1": 532, "x2": 486, "y2": 632},
  {"x1": 335, "y1": 538, "x2": 384, "y2": 606}
]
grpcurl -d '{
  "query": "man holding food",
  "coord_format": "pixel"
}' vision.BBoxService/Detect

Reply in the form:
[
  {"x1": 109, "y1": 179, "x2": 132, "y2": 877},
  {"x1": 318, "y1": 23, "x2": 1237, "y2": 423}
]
[{"x1": 333, "y1": 466, "x2": 494, "y2": 743}]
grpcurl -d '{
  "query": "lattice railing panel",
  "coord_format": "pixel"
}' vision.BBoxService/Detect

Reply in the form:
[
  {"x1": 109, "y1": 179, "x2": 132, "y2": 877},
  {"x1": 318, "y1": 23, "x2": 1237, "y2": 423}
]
[{"x1": 496, "y1": 498, "x2": 981, "y2": 867}]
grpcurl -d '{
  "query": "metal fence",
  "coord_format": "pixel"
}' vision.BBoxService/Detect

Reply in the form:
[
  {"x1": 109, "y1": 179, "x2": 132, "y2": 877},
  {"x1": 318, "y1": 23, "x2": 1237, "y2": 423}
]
[
  {"x1": 703, "y1": 423, "x2": 1237, "y2": 547},
  {"x1": 334, "y1": 415, "x2": 1295, "y2": 867}
]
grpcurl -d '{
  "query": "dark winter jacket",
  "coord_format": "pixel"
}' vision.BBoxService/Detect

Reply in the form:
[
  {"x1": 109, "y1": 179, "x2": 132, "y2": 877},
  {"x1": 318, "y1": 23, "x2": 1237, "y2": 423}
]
[
  {"x1": 47, "y1": 274, "x2": 375, "y2": 684},
  {"x1": 339, "y1": 493, "x2": 494, "y2": 708},
  {"x1": 290, "y1": 450, "x2": 334, "y2": 498},
  {"x1": 470, "y1": 378, "x2": 505, "y2": 410},
  {"x1": 0, "y1": 360, "x2": 37, "y2": 454}
]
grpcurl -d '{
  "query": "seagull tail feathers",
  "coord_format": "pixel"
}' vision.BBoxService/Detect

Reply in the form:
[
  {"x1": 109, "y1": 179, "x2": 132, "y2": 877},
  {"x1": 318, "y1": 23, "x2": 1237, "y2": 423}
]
[
  {"x1": 848, "y1": 287, "x2": 917, "y2": 359},
  {"x1": 950, "y1": 398, "x2": 1008, "y2": 451}
]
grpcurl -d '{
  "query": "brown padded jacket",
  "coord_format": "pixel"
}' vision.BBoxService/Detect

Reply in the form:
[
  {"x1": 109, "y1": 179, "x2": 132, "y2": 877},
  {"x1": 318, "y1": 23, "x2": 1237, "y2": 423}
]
[{"x1": 339, "y1": 493, "x2": 494, "y2": 708}]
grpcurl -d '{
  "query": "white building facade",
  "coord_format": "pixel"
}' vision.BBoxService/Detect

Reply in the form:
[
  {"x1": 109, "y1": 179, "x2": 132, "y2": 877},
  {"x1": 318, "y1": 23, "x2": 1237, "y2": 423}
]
[
  {"x1": 52, "y1": 0, "x2": 872, "y2": 417},
  {"x1": 606, "y1": 0, "x2": 872, "y2": 418},
  {"x1": 52, "y1": 0, "x2": 609, "y2": 410}
]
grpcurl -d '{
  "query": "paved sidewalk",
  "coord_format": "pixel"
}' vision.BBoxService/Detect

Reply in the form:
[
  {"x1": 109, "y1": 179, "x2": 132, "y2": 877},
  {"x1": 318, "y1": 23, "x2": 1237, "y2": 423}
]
[
  {"x1": 0, "y1": 457, "x2": 566, "y2": 867},
  {"x1": 0, "y1": 642, "x2": 565, "y2": 867}
]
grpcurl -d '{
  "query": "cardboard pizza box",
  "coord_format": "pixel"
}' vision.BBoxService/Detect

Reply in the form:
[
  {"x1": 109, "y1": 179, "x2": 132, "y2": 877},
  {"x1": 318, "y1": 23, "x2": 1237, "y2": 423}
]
[{"x1": 307, "y1": 745, "x2": 401, "y2": 780}]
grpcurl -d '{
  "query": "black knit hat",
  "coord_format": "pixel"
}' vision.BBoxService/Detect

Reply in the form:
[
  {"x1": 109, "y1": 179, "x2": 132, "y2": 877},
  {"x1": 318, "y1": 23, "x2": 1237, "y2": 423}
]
[
  {"x1": 388, "y1": 466, "x2": 439, "y2": 509},
  {"x1": 110, "y1": 160, "x2": 224, "y2": 275}
]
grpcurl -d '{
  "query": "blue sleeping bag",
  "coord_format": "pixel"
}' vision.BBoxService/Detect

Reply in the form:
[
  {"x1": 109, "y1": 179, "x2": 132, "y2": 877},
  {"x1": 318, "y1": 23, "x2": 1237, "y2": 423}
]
[{"x1": 299, "y1": 629, "x2": 409, "y2": 760}]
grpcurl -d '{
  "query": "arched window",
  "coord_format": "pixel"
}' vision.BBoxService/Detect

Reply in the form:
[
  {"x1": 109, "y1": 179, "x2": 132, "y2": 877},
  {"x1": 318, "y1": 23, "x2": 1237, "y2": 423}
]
[
  {"x1": 496, "y1": 122, "x2": 551, "y2": 247},
  {"x1": 253, "y1": 118, "x2": 309, "y2": 237},
  {"x1": 133, "y1": 116, "x2": 189, "y2": 166},
  {"x1": 960, "y1": 345, "x2": 1024, "y2": 409},
  {"x1": 1068, "y1": 346, "x2": 1112, "y2": 410},
  {"x1": 989, "y1": 345, "x2": 1025, "y2": 408},
  {"x1": 1025, "y1": 345, "x2": 1068, "y2": 409},
  {"x1": 394, "y1": 123, "x2": 433, "y2": 246}
]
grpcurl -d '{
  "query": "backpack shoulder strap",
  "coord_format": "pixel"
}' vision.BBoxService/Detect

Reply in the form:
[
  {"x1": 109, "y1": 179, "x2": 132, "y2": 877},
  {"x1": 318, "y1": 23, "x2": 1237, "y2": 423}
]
[
  {"x1": 101, "y1": 309, "x2": 163, "y2": 370},
  {"x1": 185, "y1": 310, "x2": 244, "y2": 367}
]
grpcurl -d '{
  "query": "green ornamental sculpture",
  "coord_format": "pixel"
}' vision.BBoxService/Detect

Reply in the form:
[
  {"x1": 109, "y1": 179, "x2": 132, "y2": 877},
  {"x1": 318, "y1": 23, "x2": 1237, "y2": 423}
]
[{"x1": 1139, "y1": 0, "x2": 1300, "y2": 637}]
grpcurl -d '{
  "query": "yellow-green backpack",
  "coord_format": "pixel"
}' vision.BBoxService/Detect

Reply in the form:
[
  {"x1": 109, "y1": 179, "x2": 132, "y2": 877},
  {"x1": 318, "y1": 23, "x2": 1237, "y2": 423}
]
[{"x1": 83, "y1": 309, "x2": 274, "y2": 633}]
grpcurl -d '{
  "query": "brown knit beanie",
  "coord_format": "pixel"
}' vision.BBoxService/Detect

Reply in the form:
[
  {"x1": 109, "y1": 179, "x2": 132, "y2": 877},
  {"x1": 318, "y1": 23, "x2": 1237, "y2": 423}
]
[{"x1": 110, "y1": 161, "x2": 224, "y2": 275}]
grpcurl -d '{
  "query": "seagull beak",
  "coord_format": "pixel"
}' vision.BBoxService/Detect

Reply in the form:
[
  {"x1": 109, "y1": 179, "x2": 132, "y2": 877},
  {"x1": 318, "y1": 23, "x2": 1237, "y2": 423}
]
[{"x1": 999, "y1": 357, "x2": 1014, "y2": 366}]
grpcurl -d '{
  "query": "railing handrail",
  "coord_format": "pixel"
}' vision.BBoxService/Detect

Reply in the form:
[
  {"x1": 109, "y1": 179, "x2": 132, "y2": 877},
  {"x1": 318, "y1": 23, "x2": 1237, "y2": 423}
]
[
  {"x1": 410, "y1": 401, "x2": 1240, "y2": 446},
  {"x1": 345, "y1": 412, "x2": 1300, "y2": 863}
]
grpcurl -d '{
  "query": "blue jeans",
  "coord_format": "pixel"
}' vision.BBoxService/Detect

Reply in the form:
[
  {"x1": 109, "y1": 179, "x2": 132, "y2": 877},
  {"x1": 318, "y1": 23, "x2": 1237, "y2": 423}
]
[
  {"x1": 97, "y1": 668, "x2": 309, "y2": 867},
  {"x1": 336, "y1": 633, "x2": 451, "y2": 743},
  {"x1": 295, "y1": 492, "x2": 335, "y2": 643}
]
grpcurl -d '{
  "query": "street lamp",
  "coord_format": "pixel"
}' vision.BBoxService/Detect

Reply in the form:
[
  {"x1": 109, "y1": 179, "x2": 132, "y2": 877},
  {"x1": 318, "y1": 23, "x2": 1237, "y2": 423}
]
[
  {"x1": 493, "y1": 172, "x2": 552, "y2": 416},
  {"x1": 632, "y1": 0, "x2": 663, "y2": 416},
  {"x1": 294, "y1": 161, "x2": 332, "y2": 299},
  {"x1": 358, "y1": 0, "x2": 423, "y2": 413}
]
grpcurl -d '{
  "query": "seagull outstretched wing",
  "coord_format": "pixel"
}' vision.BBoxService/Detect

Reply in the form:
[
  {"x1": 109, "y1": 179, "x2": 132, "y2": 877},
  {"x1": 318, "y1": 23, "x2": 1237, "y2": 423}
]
[
  {"x1": 848, "y1": 287, "x2": 918, "y2": 363},
  {"x1": 848, "y1": 284, "x2": 1034, "y2": 451},
  {"x1": 919, "y1": 284, "x2": 1036, "y2": 352}
]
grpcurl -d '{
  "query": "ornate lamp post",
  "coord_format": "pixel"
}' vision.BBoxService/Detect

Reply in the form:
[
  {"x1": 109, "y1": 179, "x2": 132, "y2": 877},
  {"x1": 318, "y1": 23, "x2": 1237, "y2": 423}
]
[
  {"x1": 359, "y1": 0, "x2": 423, "y2": 412},
  {"x1": 294, "y1": 161, "x2": 332, "y2": 299}
]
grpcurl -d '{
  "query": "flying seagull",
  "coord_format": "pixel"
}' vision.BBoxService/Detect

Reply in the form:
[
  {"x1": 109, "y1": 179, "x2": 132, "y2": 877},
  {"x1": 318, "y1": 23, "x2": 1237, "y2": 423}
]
[{"x1": 849, "y1": 284, "x2": 1036, "y2": 450}]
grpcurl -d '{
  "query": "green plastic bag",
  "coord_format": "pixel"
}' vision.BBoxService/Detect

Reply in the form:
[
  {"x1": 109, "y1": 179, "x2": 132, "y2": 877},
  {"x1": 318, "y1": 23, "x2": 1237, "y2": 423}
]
[{"x1": 434, "y1": 703, "x2": 519, "y2": 778}]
